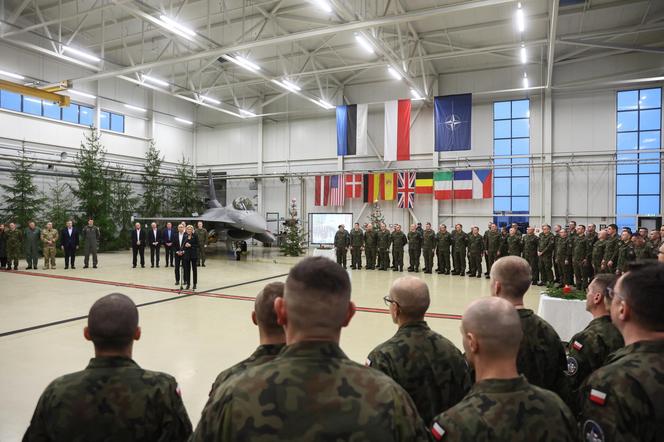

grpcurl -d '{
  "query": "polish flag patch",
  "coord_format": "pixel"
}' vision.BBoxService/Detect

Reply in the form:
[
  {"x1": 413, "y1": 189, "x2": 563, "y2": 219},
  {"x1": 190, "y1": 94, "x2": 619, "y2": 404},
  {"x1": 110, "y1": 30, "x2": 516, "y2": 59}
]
[
  {"x1": 589, "y1": 389, "x2": 607, "y2": 406},
  {"x1": 572, "y1": 341, "x2": 584, "y2": 351},
  {"x1": 431, "y1": 422, "x2": 446, "y2": 440},
  {"x1": 365, "y1": 358, "x2": 372, "y2": 367}
]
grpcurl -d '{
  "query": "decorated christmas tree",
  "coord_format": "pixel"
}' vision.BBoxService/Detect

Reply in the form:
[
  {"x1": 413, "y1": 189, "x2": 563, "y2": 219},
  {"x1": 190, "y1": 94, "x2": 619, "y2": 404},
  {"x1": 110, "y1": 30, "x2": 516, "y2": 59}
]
[
  {"x1": 280, "y1": 198, "x2": 307, "y2": 256},
  {"x1": 368, "y1": 203, "x2": 385, "y2": 229}
]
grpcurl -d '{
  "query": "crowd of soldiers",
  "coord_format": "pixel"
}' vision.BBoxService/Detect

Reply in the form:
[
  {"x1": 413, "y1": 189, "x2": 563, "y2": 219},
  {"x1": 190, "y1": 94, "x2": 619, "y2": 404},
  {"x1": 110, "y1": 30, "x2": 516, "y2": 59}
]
[
  {"x1": 22, "y1": 256, "x2": 664, "y2": 441},
  {"x1": 334, "y1": 220, "x2": 664, "y2": 289}
]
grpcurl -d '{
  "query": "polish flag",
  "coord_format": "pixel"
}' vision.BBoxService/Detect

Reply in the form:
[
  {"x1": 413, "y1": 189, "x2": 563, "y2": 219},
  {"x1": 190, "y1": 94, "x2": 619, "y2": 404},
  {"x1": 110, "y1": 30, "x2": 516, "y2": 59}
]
[
  {"x1": 431, "y1": 422, "x2": 446, "y2": 440},
  {"x1": 589, "y1": 389, "x2": 607, "y2": 406},
  {"x1": 572, "y1": 341, "x2": 583, "y2": 351},
  {"x1": 384, "y1": 99, "x2": 411, "y2": 161},
  {"x1": 314, "y1": 176, "x2": 330, "y2": 206}
]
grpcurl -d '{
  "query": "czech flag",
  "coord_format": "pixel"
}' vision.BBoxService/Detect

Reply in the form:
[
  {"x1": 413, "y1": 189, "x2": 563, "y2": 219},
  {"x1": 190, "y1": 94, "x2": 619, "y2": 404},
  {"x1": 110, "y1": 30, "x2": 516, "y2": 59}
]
[{"x1": 472, "y1": 169, "x2": 493, "y2": 199}]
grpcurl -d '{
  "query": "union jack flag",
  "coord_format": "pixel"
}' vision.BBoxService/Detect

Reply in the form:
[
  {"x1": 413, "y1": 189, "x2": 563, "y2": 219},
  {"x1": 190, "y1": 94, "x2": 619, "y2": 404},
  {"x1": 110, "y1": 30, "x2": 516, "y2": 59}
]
[
  {"x1": 397, "y1": 172, "x2": 415, "y2": 209},
  {"x1": 330, "y1": 175, "x2": 345, "y2": 207}
]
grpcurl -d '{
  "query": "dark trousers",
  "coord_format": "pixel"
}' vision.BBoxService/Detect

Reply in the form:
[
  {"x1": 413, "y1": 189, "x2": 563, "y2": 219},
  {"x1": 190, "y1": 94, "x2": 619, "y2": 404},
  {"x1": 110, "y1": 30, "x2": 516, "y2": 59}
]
[
  {"x1": 132, "y1": 245, "x2": 145, "y2": 267},
  {"x1": 436, "y1": 250, "x2": 450, "y2": 273},
  {"x1": 573, "y1": 261, "x2": 589, "y2": 290},
  {"x1": 486, "y1": 251, "x2": 498, "y2": 273},
  {"x1": 84, "y1": 242, "x2": 98, "y2": 267},
  {"x1": 336, "y1": 247, "x2": 347, "y2": 267},
  {"x1": 539, "y1": 255, "x2": 554, "y2": 283},
  {"x1": 184, "y1": 257, "x2": 197, "y2": 286},
  {"x1": 423, "y1": 249, "x2": 434, "y2": 272},
  {"x1": 392, "y1": 249, "x2": 404, "y2": 270},
  {"x1": 150, "y1": 245, "x2": 161, "y2": 266},
  {"x1": 526, "y1": 255, "x2": 539, "y2": 283},
  {"x1": 453, "y1": 249, "x2": 466, "y2": 273},
  {"x1": 365, "y1": 248, "x2": 376, "y2": 269},
  {"x1": 378, "y1": 248, "x2": 389, "y2": 270},
  {"x1": 351, "y1": 247, "x2": 362, "y2": 269},
  {"x1": 175, "y1": 254, "x2": 184, "y2": 283},
  {"x1": 468, "y1": 253, "x2": 483, "y2": 276},
  {"x1": 164, "y1": 246, "x2": 174, "y2": 266},
  {"x1": 408, "y1": 248, "x2": 420, "y2": 270},
  {"x1": 63, "y1": 246, "x2": 76, "y2": 268},
  {"x1": 1, "y1": 257, "x2": 7, "y2": 268}
]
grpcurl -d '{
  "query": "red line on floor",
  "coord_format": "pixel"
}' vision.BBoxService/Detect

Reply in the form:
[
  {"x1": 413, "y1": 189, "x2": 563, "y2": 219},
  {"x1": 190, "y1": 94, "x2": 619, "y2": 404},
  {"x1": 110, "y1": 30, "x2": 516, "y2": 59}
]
[{"x1": 6, "y1": 270, "x2": 462, "y2": 320}]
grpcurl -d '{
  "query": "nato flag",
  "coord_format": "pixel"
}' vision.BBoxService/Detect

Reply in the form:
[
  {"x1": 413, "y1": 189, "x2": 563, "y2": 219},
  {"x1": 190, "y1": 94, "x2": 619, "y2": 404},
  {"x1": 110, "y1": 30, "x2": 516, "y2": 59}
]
[{"x1": 434, "y1": 94, "x2": 472, "y2": 151}]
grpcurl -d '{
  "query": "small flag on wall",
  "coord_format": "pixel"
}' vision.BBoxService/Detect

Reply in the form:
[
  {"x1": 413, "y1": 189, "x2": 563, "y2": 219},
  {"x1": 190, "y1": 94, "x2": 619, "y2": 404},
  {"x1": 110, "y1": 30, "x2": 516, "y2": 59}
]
[
  {"x1": 363, "y1": 174, "x2": 378, "y2": 203},
  {"x1": 379, "y1": 172, "x2": 398, "y2": 201},
  {"x1": 472, "y1": 169, "x2": 493, "y2": 199},
  {"x1": 434, "y1": 171, "x2": 452, "y2": 200},
  {"x1": 415, "y1": 172, "x2": 433, "y2": 194},
  {"x1": 336, "y1": 104, "x2": 368, "y2": 156},
  {"x1": 330, "y1": 175, "x2": 345, "y2": 206},
  {"x1": 434, "y1": 94, "x2": 472, "y2": 152},
  {"x1": 345, "y1": 174, "x2": 362, "y2": 198},
  {"x1": 452, "y1": 170, "x2": 473, "y2": 199},
  {"x1": 314, "y1": 176, "x2": 330, "y2": 206},
  {"x1": 397, "y1": 172, "x2": 415, "y2": 209},
  {"x1": 384, "y1": 99, "x2": 411, "y2": 161}
]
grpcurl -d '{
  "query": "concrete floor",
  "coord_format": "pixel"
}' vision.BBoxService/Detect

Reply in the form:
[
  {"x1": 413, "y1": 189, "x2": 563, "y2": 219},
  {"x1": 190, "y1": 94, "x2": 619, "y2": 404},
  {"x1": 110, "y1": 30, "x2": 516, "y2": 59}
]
[{"x1": 0, "y1": 245, "x2": 542, "y2": 441}]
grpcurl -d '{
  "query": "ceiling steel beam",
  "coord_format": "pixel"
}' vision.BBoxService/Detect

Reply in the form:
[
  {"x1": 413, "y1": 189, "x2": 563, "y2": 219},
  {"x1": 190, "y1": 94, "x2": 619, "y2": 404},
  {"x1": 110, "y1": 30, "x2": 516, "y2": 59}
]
[{"x1": 546, "y1": 0, "x2": 559, "y2": 88}]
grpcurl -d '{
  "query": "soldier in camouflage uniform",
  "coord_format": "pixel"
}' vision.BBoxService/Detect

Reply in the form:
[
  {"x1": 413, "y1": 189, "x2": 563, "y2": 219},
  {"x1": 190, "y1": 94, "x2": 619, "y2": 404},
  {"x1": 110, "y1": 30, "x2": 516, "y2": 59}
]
[
  {"x1": 555, "y1": 229, "x2": 573, "y2": 286},
  {"x1": 377, "y1": 223, "x2": 392, "y2": 271},
  {"x1": 333, "y1": 224, "x2": 350, "y2": 269},
  {"x1": 364, "y1": 224, "x2": 378, "y2": 270},
  {"x1": 484, "y1": 223, "x2": 502, "y2": 278},
  {"x1": 592, "y1": 230, "x2": 608, "y2": 275},
  {"x1": 421, "y1": 223, "x2": 436, "y2": 274},
  {"x1": 24, "y1": 220, "x2": 41, "y2": 270},
  {"x1": 482, "y1": 222, "x2": 492, "y2": 276},
  {"x1": 195, "y1": 221, "x2": 209, "y2": 267},
  {"x1": 491, "y1": 256, "x2": 569, "y2": 400},
  {"x1": 586, "y1": 224, "x2": 598, "y2": 281},
  {"x1": 207, "y1": 282, "x2": 286, "y2": 400},
  {"x1": 367, "y1": 276, "x2": 470, "y2": 425},
  {"x1": 631, "y1": 233, "x2": 655, "y2": 261},
  {"x1": 6, "y1": 222, "x2": 22, "y2": 270},
  {"x1": 435, "y1": 224, "x2": 452, "y2": 274},
  {"x1": 24, "y1": 293, "x2": 192, "y2": 441},
  {"x1": 578, "y1": 263, "x2": 664, "y2": 442},
  {"x1": 406, "y1": 224, "x2": 421, "y2": 272},
  {"x1": 537, "y1": 224, "x2": 555, "y2": 285},
  {"x1": 506, "y1": 227, "x2": 523, "y2": 256},
  {"x1": 192, "y1": 257, "x2": 429, "y2": 441},
  {"x1": 349, "y1": 223, "x2": 364, "y2": 269},
  {"x1": 451, "y1": 224, "x2": 468, "y2": 276},
  {"x1": 615, "y1": 230, "x2": 634, "y2": 275},
  {"x1": 430, "y1": 297, "x2": 577, "y2": 442},
  {"x1": 522, "y1": 226, "x2": 539, "y2": 284},
  {"x1": 565, "y1": 274, "x2": 623, "y2": 408},
  {"x1": 466, "y1": 226, "x2": 484, "y2": 278},
  {"x1": 41, "y1": 222, "x2": 59, "y2": 270},
  {"x1": 553, "y1": 224, "x2": 563, "y2": 283},
  {"x1": 390, "y1": 225, "x2": 407, "y2": 272},
  {"x1": 572, "y1": 225, "x2": 592, "y2": 290},
  {"x1": 602, "y1": 224, "x2": 620, "y2": 274}
]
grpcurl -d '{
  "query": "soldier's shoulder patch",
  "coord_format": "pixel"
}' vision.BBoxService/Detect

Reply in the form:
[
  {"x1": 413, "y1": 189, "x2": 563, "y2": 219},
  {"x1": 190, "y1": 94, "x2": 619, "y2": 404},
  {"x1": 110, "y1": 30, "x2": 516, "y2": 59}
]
[
  {"x1": 176, "y1": 384, "x2": 182, "y2": 396},
  {"x1": 365, "y1": 358, "x2": 371, "y2": 367},
  {"x1": 565, "y1": 356, "x2": 578, "y2": 376},
  {"x1": 589, "y1": 388, "x2": 607, "y2": 405},
  {"x1": 431, "y1": 422, "x2": 446, "y2": 440},
  {"x1": 572, "y1": 340, "x2": 584, "y2": 351},
  {"x1": 583, "y1": 419, "x2": 605, "y2": 442}
]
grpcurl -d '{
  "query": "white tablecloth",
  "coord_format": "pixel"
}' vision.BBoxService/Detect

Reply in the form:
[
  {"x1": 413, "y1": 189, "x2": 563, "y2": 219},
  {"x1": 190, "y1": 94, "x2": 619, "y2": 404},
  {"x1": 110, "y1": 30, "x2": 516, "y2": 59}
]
[
  {"x1": 537, "y1": 294, "x2": 592, "y2": 342},
  {"x1": 312, "y1": 248, "x2": 336, "y2": 261}
]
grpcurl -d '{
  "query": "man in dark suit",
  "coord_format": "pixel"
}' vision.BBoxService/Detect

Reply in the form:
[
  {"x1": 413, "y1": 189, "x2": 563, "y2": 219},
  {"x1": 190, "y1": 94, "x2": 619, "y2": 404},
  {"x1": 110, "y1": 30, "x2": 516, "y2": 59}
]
[
  {"x1": 148, "y1": 222, "x2": 161, "y2": 268},
  {"x1": 60, "y1": 220, "x2": 79, "y2": 269},
  {"x1": 131, "y1": 222, "x2": 146, "y2": 268},
  {"x1": 174, "y1": 223, "x2": 187, "y2": 286},
  {"x1": 161, "y1": 222, "x2": 175, "y2": 267}
]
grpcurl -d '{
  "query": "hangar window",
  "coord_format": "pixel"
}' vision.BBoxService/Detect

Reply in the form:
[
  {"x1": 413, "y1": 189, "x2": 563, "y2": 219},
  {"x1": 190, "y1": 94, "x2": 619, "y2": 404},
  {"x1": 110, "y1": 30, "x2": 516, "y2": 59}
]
[{"x1": 616, "y1": 88, "x2": 661, "y2": 231}]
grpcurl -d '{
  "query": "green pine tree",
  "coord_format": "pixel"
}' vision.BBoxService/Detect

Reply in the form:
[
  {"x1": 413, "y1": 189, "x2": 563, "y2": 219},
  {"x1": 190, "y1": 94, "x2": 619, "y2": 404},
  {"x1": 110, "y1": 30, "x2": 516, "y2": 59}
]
[
  {"x1": 43, "y1": 176, "x2": 75, "y2": 229},
  {"x1": 142, "y1": 139, "x2": 165, "y2": 216},
  {"x1": 110, "y1": 166, "x2": 139, "y2": 249},
  {"x1": 0, "y1": 143, "x2": 46, "y2": 227},
  {"x1": 280, "y1": 198, "x2": 307, "y2": 256},
  {"x1": 368, "y1": 203, "x2": 385, "y2": 229},
  {"x1": 170, "y1": 155, "x2": 201, "y2": 216}
]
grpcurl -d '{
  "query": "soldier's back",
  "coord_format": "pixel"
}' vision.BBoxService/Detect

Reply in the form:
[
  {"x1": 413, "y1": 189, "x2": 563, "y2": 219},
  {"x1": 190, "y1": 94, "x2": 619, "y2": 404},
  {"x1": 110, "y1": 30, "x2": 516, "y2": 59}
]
[
  {"x1": 431, "y1": 376, "x2": 577, "y2": 442},
  {"x1": 194, "y1": 341, "x2": 429, "y2": 441},
  {"x1": 367, "y1": 321, "x2": 470, "y2": 425},
  {"x1": 24, "y1": 356, "x2": 192, "y2": 442}
]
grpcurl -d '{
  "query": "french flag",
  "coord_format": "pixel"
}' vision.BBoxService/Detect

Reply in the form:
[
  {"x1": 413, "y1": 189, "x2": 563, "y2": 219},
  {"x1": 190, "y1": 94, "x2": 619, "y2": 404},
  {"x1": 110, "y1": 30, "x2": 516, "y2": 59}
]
[
  {"x1": 472, "y1": 169, "x2": 493, "y2": 199},
  {"x1": 384, "y1": 99, "x2": 411, "y2": 161},
  {"x1": 453, "y1": 170, "x2": 473, "y2": 199}
]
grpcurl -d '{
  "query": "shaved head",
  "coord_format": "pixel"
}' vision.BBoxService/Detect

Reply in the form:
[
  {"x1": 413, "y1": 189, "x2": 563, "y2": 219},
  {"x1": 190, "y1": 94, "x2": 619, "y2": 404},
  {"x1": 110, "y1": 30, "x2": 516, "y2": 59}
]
[
  {"x1": 87, "y1": 293, "x2": 139, "y2": 351},
  {"x1": 283, "y1": 257, "x2": 351, "y2": 335},
  {"x1": 463, "y1": 297, "x2": 523, "y2": 359},
  {"x1": 254, "y1": 282, "x2": 285, "y2": 333},
  {"x1": 490, "y1": 256, "x2": 532, "y2": 301},
  {"x1": 390, "y1": 277, "x2": 430, "y2": 321}
]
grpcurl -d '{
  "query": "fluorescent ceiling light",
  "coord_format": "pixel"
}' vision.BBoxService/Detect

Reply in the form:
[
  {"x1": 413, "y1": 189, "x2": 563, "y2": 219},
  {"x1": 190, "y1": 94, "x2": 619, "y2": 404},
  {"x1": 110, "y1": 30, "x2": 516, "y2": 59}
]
[
  {"x1": 124, "y1": 104, "x2": 147, "y2": 112},
  {"x1": 240, "y1": 109, "x2": 257, "y2": 117},
  {"x1": 311, "y1": 0, "x2": 332, "y2": 13},
  {"x1": 316, "y1": 98, "x2": 334, "y2": 110},
  {"x1": 387, "y1": 66, "x2": 402, "y2": 80},
  {"x1": 227, "y1": 55, "x2": 261, "y2": 73},
  {"x1": 410, "y1": 89, "x2": 424, "y2": 100},
  {"x1": 520, "y1": 44, "x2": 527, "y2": 64},
  {"x1": 271, "y1": 79, "x2": 302, "y2": 93},
  {"x1": 68, "y1": 89, "x2": 96, "y2": 99},
  {"x1": 522, "y1": 73, "x2": 529, "y2": 89},
  {"x1": 62, "y1": 46, "x2": 100, "y2": 62},
  {"x1": 355, "y1": 33, "x2": 375, "y2": 54},
  {"x1": 175, "y1": 117, "x2": 193, "y2": 125},
  {"x1": 516, "y1": 3, "x2": 525, "y2": 33},
  {"x1": 200, "y1": 95, "x2": 221, "y2": 105},
  {"x1": 0, "y1": 69, "x2": 25, "y2": 80},
  {"x1": 159, "y1": 15, "x2": 196, "y2": 37},
  {"x1": 142, "y1": 75, "x2": 169, "y2": 87}
]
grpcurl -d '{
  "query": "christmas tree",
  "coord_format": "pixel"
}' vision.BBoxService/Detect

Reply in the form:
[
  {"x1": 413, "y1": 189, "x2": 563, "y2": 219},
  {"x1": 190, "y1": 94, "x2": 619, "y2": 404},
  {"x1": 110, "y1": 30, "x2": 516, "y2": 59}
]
[
  {"x1": 280, "y1": 198, "x2": 307, "y2": 257},
  {"x1": 43, "y1": 176, "x2": 75, "y2": 230},
  {"x1": 368, "y1": 203, "x2": 385, "y2": 229},
  {"x1": 170, "y1": 155, "x2": 202, "y2": 217},
  {"x1": 1, "y1": 143, "x2": 46, "y2": 227},
  {"x1": 141, "y1": 139, "x2": 165, "y2": 216}
]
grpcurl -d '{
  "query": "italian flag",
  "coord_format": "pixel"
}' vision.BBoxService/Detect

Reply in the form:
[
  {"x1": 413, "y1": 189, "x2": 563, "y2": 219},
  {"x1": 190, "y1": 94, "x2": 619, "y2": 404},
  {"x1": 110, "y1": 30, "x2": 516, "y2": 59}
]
[{"x1": 384, "y1": 99, "x2": 411, "y2": 161}]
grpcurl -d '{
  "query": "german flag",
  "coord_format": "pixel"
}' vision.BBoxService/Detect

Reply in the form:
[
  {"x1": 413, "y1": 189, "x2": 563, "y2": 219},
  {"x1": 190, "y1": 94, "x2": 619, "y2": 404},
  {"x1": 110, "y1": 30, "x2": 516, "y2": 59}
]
[
  {"x1": 415, "y1": 172, "x2": 433, "y2": 194},
  {"x1": 363, "y1": 174, "x2": 379, "y2": 203}
]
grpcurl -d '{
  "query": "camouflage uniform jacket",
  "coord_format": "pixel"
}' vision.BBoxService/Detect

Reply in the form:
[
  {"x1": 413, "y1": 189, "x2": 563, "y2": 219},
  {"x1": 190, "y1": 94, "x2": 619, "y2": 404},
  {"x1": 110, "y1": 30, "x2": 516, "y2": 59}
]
[
  {"x1": 366, "y1": 321, "x2": 471, "y2": 425},
  {"x1": 377, "y1": 230, "x2": 392, "y2": 250},
  {"x1": 572, "y1": 235, "x2": 591, "y2": 262},
  {"x1": 616, "y1": 240, "x2": 634, "y2": 272},
  {"x1": 633, "y1": 243, "x2": 655, "y2": 260},
  {"x1": 565, "y1": 316, "x2": 624, "y2": 396},
  {"x1": 350, "y1": 229, "x2": 364, "y2": 247},
  {"x1": 485, "y1": 230, "x2": 502, "y2": 253},
  {"x1": 407, "y1": 231, "x2": 422, "y2": 250},
  {"x1": 506, "y1": 234, "x2": 523, "y2": 256},
  {"x1": 592, "y1": 240, "x2": 606, "y2": 267},
  {"x1": 516, "y1": 309, "x2": 568, "y2": 398},
  {"x1": 208, "y1": 343, "x2": 285, "y2": 399},
  {"x1": 451, "y1": 231, "x2": 468, "y2": 253},
  {"x1": 435, "y1": 231, "x2": 452, "y2": 252},
  {"x1": 430, "y1": 376, "x2": 577, "y2": 442},
  {"x1": 603, "y1": 235, "x2": 620, "y2": 264},
  {"x1": 538, "y1": 232, "x2": 555, "y2": 255},
  {"x1": 467, "y1": 234, "x2": 484, "y2": 255},
  {"x1": 6, "y1": 228, "x2": 23, "y2": 256},
  {"x1": 422, "y1": 230, "x2": 436, "y2": 250},
  {"x1": 522, "y1": 233, "x2": 539, "y2": 258},
  {"x1": 334, "y1": 230, "x2": 350, "y2": 248},
  {"x1": 40, "y1": 228, "x2": 59, "y2": 247},
  {"x1": 578, "y1": 340, "x2": 664, "y2": 442},
  {"x1": 555, "y1": 236, "x2": 572, "y2": 263},
  {"x1": 23, "y1": 356, "x2": 192, "y2": 442},
  {"x1": 391, "y1": 231, "x2": 408, "y2": 249},
  {"x1": 195, "y1": 227, "x2": 209, "y2": 247},
  {"x1": 192, "y1": 341, "x2": 430, "y2": 441},
  {"x1": 364, "y1": 230, "x2": 379, "y2": 249},
  {"x1": 586, "y1": 231, "x2": 598, "y2": 248}
]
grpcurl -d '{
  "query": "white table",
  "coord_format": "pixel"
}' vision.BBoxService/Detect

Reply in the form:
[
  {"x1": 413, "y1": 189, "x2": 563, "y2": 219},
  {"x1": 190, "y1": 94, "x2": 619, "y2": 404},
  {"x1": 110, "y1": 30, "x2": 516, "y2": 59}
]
[
  {"x1": 312, "y1": 248, "x2": 336, "y2": 261},
  {"x1": 537, "y1": 293, "x2": 592, "y2": 342}
]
